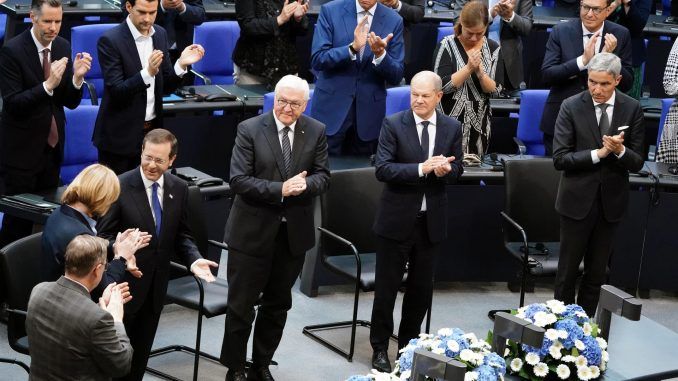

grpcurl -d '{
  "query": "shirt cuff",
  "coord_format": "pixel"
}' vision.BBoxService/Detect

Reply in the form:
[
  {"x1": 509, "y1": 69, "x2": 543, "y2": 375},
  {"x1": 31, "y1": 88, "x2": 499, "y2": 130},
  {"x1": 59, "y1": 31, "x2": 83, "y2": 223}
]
[
  {"x1": 504, "y1": 12, "x2": 515, "y2": 23},
  {"x1": 72, "y1": 77, "x2": 83, "y2": 90},
  {"x1": 591, "y1": 150, "x2": 600, "y2": 164},
  {"x1": 373, "y1": 51, "x2": 386, "y2": 65},
  {"x1": 174, "y1": 60, "x2": 187, "y2": 77},
  {"x1": 141, "y1": 68, "x2": 154, "y2": 85},
  {"x1": 418, "y1": 163, "x2": 424, "y2": 177},
  {"x1": 577, "y1": 55, "x2": 586, "y2": 71},
  {"x1": 349, "y1": 46, "x2": 357, "y2": 61},
  {"x1": 615, "y1": 146, "x2": 626, "y2": 158},
  {"x1": 43, "y1": 82, "x2": 54, "y2": 96}
]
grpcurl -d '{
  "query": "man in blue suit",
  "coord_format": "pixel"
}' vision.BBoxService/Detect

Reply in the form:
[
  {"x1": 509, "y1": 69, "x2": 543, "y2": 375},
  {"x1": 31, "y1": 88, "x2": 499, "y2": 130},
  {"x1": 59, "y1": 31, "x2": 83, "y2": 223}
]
[
  {"x1": 370, "y1": 71, "x2": 463, "y2": 372},
  {"x1": 539, "y1": 0, "x2": 632, "y2": 156},
  {"x1": 311, "y1": 0, "x2": 405, "y2": 156}
]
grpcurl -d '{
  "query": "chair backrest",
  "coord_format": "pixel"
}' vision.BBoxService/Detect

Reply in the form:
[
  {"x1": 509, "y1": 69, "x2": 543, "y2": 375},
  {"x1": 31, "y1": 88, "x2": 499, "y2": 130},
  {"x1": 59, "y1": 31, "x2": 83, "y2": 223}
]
[
  {"x1": 663, "y1": 0, "x2": 671, "y2": 15},
  {"x1": 70, "y1": 24, "x2": 117, "y2": 100},
  {"x1": 0, "y1": 14, "x2": 7, "y2": 42},
  {"x1": 657, "y1": 98, "x2": 675, "y2": 147},
  {"x1": 192, "y1": 21, "x2": 240, "y2": 85},
  {"x1": 436, "y1": 27, "x2": 454, "y2": 44},
  {"x1": 320, "y1": 167, "x2": 383, "y2": 256},
  {"x1": 0, "y1": 233, "x2": 48, "y2": 352},
  {"x1": 61, "y1": 105, "x2": 100, "y2": 184},
  {"x1": 385, "y1": 86, "x2": 411, "y2": 116},
  {"x1": 503, "y1": 159, "x2": 560, "y2": 243},
  {"x1": 517, "y1": 90, "x2": 550, "y2": 156},
  {"x1": 262, "y1": 89, "x2": 315, "y2": 116}
]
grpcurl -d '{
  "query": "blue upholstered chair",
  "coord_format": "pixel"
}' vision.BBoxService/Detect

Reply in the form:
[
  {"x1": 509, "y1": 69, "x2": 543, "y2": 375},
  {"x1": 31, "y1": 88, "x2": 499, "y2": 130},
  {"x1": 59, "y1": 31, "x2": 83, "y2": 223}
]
[
  {"x1": 262, "y1": 89, "x2": 314, "y2": 116},
  {"x1": 385, "y1": 86, "x2": 411, "y2": 116},
  {"x1": 515, "y1": 90, "x2": 550, "y2": 156},
  {"x1": 436, "y1": 26, "x2": 454, "y2": 44},
  {"x1": 663, "y1": 0, "x2": 671, "y2": 15},
  {"x1": 61, "y1": 106, "x2": 99, "y2": 184},
  {"x1": 191, "y1": 21, "x2": 240, "y2": 85},
  {"x1": 71, "y1": 24, "x2": 117, "y2": 105},
  {"x1": 0, "y1": 14, "x2": 6, "y2": 43}
]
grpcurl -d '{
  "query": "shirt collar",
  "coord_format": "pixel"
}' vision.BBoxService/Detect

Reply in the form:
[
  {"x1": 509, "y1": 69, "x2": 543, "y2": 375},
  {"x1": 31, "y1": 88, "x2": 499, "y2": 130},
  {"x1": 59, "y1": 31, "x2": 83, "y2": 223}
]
[
  {"x1": 413, "y1": 111, "x2": 437, "y2": 127},
  {"x1": 356, "y1": 0, "x2": 377, "y2": 16},
  {"x1": 126, "y1": 15, "x2": 155, "y2": 41},
  {"x1": 272, "y1": 112, "x2": 297, "y2": 134},
  {"x1": 64, "y1": 276, "x2": 91, "y2": 293},
  {"x1": 581, "y1": 22, "x2": 604, "y2": 37},
  {"x1": 592, "y1": 90, "x2": 616, "y2": 107},
  {"x1": 29, "y1": 27, "x2": 52, "y2": 52},
  {"x1": 140, "y1": 167, "x2": 165, "y2": 190}
]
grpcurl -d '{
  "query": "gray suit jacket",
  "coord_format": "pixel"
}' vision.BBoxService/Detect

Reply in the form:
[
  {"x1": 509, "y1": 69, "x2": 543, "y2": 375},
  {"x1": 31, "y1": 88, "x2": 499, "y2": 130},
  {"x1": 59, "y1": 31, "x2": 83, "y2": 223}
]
[{"x1": 26, "y1": 276, "x2": 133, "y2": 381}]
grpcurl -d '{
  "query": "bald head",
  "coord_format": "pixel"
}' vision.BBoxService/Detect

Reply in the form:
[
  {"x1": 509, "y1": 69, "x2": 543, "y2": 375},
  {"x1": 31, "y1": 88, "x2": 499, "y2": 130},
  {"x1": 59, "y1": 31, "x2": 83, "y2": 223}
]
[{"x1": 411, "y1": 71, "x2": 443, "y2": 92}]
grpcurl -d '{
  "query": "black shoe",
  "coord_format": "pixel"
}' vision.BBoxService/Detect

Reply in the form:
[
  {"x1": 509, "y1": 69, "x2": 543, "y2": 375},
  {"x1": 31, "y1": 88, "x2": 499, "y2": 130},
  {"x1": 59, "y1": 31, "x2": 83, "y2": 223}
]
[
  {"x1": 226, "y1": 369, "x2": 247, "y2": 381},
  {"x1": 247, "y1": 367, "x2": 275, "y2": 381},
  {"x1": 371, "y1": 350, "x2": 392, "y2": 373}
]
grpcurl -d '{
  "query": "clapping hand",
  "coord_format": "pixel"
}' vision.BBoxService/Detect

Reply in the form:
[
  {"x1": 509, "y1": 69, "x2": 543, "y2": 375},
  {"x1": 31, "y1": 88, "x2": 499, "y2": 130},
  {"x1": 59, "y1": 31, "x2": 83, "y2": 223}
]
[
  {"x1": 293, "y1": 0, "x2": 309, "y2": 21},
  {"x1": 602, "y1": 131, "x2": 625, "y2": 155},
  {"x1": 99, "y1": 284, "x2": 125, "y2": 322},
  {"x1": 282, "y1": 171, "x2": 308, "y2": 197},
  {"x1": 378, "y1": 0, "x2": 399, "y2": 9},
  {"x1": 367, "y1": 31, "x2": 393, "y2": 58},
  {"x1": 582, "y1": 32, "x2": 599, "y2": 66},
  {"x1": 73, "y1": 52, "x2": 92, "y2": 85},
  {"x1": 101, "y1": 282, "x2": 132, "y2": 305},
  {"x1": 422, "y1": 155, "x2": 456, "y2": 176},
  {"x1": 352, "y1": 14, "x2": 370, "y2": 53},
  {"x1": 493, "y1": 0, "x2": 514, "y2": 19},
  {"x1": 178, "y1": 44, "x2": 205, "y2": 70},
  {"x1": 162, "y1": 0, "x2": 185, "y2": 11},
  {"x1": 277, "y1": 0, "x2": 299, "y2": 25},
  {"x1": 467, "y1": 49, "x2": 481, "y2": 73},
  {"x1": 44, "y1": 57, "x2": 68, "y2": 92},
  {"x1": 147, "y1": 50, "x2": 163, "y2": 76},
  {"x1": 191, "y1": 259, "x2": 218, "y2": 282},
  {"x1": 602, "y1": 33, "x2": 617, "y2": 53}
]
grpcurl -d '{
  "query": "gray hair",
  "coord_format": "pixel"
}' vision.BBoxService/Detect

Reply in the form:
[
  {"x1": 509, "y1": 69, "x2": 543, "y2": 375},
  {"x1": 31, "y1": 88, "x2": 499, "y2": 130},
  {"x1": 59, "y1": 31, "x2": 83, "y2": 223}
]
[
  {"x1": 275, "y1": 75, "x2": 310, "y2": 101},
  {"x1": 587, "y1": 53, "x2": 621, "y2": 77},
  {"x1": 411, "y1": 71, "x2": 443, "y2": 92}
]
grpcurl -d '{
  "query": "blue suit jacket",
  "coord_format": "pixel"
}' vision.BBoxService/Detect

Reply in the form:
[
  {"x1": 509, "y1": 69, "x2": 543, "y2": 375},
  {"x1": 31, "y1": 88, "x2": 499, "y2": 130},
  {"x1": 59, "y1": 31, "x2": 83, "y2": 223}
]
[
  {"x1": 539, "y1": 19, "x2": 633, "y2": 136},
  {"x1": 372, "y1": 110, "x2": 463, "y2": 244},
  {"x1": 311, "y1": 0, "x2": 404, "y2": 141}
]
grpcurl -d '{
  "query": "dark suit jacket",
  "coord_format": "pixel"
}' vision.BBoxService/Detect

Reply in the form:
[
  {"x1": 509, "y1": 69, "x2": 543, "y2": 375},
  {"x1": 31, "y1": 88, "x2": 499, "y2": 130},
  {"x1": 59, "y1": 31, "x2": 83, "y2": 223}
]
[
  {"x1": 539, "y1": 19, "x2": 633, "y2": 136},
  {"x1": 93, "y1": 22, "x2": 181, "y2": 155},
  {"x1": 310, "y1": 0, "x2": 404, "y2": 141},
  {"x1": 26, "y1": 276, "x2": 132, "y2": 381},
  {"x1": 225, "y1": 112, "x2": 330, "y2": 256},
  {"x1": 156, "y1": 0, "x2": 205, "y2": 50},
  {"x1": 553, "y1": 90, "x2": 644, "y2": 222},
  {"x1": 0, "y1": 29, "x2": 82, "y2": 171},
  {"x1": 607, "y1": 0, "x2": 651, "y2": 66},
  {"x1": 498, "y1": 0, "x2": 533, "y2": 90},
  {"x1": 96, "y1": 168, "x2": 202, "y2": 314},
  {"x1": 373, "y1": 110, "x2": 463, "y2": 244},
  {"x1": 398, "y1": 0, "x2": 425, "y2": 25},
  {"x1": 41, "y1": 205, "x2": 126, "y2": 297}
]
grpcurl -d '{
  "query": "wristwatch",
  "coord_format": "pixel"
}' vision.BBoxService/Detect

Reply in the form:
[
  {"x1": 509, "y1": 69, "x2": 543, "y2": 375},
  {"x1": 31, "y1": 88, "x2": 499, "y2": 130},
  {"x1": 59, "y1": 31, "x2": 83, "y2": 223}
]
[
  {"x1": 115, "y1": 256, "x2": 128, "y2": 267},
  {"x1": 348, "y1": 43, "x2": 358, "y2": 55}
]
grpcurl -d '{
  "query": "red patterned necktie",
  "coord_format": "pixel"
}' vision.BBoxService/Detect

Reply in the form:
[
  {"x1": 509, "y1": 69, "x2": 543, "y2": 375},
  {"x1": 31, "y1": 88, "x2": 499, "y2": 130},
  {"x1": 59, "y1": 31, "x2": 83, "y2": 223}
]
[{"x1": 42, "y1": 48, "x2": 59, "y2": 148}]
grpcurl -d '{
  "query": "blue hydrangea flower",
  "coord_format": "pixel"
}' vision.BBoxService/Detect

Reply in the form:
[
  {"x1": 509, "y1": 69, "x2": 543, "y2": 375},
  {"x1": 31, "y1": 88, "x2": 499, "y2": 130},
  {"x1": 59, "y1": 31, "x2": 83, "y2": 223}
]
[
  {"x1": 346, "y1": 376, "x2": 372, "y2": 381},
  {"x1": 398, "y1": 348, "x2": 415, "y2": 372},
  {"x1": 523, "y1": 304, "x2": 551, "y2": 322},
  {"x1": 522, "y1": 337, "x2": 552, "y2": 359},
  {"x1": 554, "y1": 318, "x2": 584, "y2": 349},
  {"x1": 475, "y1": 364, "x2": 498, "y2": 381},
  {"x1": 483, "y1": 352, "x2": 507, "y2": 374},
  {"x1": 562, "y1": 304, "x2": 589, "y2": 324},
  {"x1": 581, "y1": 335, "x2": 603, "y2": 365}
]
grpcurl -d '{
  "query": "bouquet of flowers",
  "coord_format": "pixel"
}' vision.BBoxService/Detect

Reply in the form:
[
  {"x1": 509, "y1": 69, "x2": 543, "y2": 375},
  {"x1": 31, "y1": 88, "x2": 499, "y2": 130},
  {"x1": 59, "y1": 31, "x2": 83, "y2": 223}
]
[
  {"x1": 346, "y1": 328, "x2": 506, "y2": 381},
  {"x1": 502, "y1": 300, "x2": 609, "y2": 380}
]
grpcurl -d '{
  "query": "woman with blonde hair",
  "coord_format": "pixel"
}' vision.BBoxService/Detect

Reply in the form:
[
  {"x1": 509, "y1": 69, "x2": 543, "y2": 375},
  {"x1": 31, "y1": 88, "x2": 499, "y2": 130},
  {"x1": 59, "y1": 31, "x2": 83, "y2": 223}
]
[{"x1": 42, "y1": 164, "x2": 150, "y2": 298}]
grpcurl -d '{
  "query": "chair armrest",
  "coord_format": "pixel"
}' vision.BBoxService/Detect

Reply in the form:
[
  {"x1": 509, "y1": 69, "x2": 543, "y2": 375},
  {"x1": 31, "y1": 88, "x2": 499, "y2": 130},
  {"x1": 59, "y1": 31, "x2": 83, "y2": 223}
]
[
  {"x1": 190, "y1": 69, "x2": 212, "y2": 85},
  {"x1": 513, "y1": 137, "x2": 527, "y2": 156},
  {"x1": 208, "y1": 239, "x2": 228, "y2": 251},
  {"x1": 317, "y1": 226, "x2": 362, "y2": 275},
  {"x1": 84, "y1": 81, "x2": 98, "y2": 105},
  {"x1": 500, "y1": 211, "x2": 529, "y2": 258},
  {"x1": 6, "y1": 308, "x2": 27, "y2": 317},
  {"x1": 170, "y1": 260, "x2": 206, "y2": 305},
  {"x1": 170, "y1": 260, "x2": 191, "y2": 275}
]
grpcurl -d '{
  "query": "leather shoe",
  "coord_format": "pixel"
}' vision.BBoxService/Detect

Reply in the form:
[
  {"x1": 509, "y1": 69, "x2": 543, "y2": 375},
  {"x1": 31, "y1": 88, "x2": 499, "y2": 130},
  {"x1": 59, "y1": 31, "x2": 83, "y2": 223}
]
[
  {"x1": 226, "y1": 369, "x2": 247, "y2": 381},
  {"x1": 247, "y1": 366, "x2": 275, "y2": 381},
  {"x1": 372, "y1": 350, "x2": 392, "y2": 373}
]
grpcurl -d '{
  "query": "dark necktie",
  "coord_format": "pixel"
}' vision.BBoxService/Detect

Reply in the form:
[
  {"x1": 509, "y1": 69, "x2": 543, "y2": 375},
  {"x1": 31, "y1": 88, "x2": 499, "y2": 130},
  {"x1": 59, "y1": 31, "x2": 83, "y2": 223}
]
[
  {"x1": 281, "y1": 127, "x2": 292, "y2": 179},
  {"x1": 151, "y1": 182, "x2": 162, "y2": 236},
  {"x1": 598, "y1": 103, "x2": 610, "y2": 135},
  {"x1": 420, "y1": 121, "x2": 430, "y2": 161},
  {"x1": 42, "y1": 48, "x2": 59, "y2": 148},
  {"x1": 584, "y1": 33, "x2": 593, "y2": 39}
]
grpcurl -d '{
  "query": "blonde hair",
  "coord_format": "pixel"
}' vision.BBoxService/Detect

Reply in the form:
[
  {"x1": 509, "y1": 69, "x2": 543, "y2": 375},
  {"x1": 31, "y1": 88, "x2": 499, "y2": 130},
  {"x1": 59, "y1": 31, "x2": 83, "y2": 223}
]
[
  {"x1": 61, "y1": 164, "x2": 120, "y2": 217},
  {"x1": 454, "y1": 0, "x2": 489, "y2": 37}
]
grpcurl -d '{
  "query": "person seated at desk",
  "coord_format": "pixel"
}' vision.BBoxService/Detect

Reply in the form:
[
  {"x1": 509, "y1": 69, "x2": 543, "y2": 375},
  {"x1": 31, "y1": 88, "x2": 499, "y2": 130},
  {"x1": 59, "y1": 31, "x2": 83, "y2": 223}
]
[
  {"x1": 657, "y1": 38, "x2": 678, "y2": 163},
  {"x1": 42, "y1": 164, "x2": 150, "y2": 299},
  {"x1": 433, "y1": 0, "x2": 501, "y2": 166},
  {"x1": 232, "y1": 0, "x2": 310, "y2": 88}
]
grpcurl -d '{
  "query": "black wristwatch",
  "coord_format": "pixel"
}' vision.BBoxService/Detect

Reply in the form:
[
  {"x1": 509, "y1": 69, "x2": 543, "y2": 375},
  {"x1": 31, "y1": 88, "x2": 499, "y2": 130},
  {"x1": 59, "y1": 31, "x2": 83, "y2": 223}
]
[
  {"x1": 348, "y1": 43, "x2": 358, "y2": 55},
  {"x1": 115, "y1": 256, "x2": 127, "y2": 267}
]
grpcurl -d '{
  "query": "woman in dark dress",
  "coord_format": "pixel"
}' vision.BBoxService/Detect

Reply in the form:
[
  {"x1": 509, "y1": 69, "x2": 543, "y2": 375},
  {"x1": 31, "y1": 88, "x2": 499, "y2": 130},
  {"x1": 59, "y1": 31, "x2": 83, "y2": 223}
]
[
  {"x1": 232, "y1": 0, "x2": 310, "y2": 88},
  {"x1": 433, "y1": 0, "x2": 501, "y2": 165}
]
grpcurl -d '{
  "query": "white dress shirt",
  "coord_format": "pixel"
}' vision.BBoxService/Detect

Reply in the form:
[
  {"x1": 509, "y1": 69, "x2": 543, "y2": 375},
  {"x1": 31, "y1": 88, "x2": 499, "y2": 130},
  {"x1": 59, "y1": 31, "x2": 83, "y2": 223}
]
[
  {"x1": 576, "y1": 23, "x2": 604, "y2": 71},
  {"x1": 590, "y1": 91, "x2": 626, "y2": 163},
  {"x1": 273, "y1": 112, "x2": 297, "y2": 151},
  {"x1": 414, "y1": 111, "x2": 437, "y2": 211},
  {"x1": 30, "y1": 27, "x2": 82, "y2": 96}
]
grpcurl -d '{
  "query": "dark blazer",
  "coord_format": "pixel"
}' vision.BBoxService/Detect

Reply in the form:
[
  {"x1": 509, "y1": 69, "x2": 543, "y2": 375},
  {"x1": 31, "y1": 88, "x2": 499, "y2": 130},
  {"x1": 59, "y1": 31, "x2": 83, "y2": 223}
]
[
  {"x1": 553, "y1": 90, "x2": 644, "y2": 222},
  {"x1": 373, "y1": 110, "x2": 463, "y2": 244},
  {"x1": 41, "y1": 205, "x2": 126, "y2": 296},
  {"x1": 398, "y1": 0, "x2": 425, "y2": 25},
  {"x1": 156, "y1": 0, "x2": 205, "y2": 50},
  {"x1": 607, "y1": 0, "x2": 651, "y2": 66},
  {"x1": 225, "y1": 112, "x2": 330, "y2": 256},
  {"x1": 93, "y1": 22, "x2": 181, "y2": 155},
  {"x1": 310, "y1": 0, "x2": 405, "y2": 141},
  {"x1": 498, "y1": 0, "x2": 533, "y2": 90},
  {"x1": 540, "y1": 19, "x2": 633, "y2": 136},
  {"x1": 26, "y1": 276, "x2": 133, "y2": 381},
  {"x1": 96, "y1": 168, "x2": 202, "y2": 314},
  {"x1": 0, "y1": 29, "x2": 82, "y2": 170}
]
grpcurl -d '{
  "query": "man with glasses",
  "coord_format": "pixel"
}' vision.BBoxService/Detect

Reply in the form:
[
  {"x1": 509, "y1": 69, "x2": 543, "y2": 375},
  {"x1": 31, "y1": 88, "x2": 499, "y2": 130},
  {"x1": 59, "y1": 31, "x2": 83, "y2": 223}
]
[
  {"x1": 97, "y1": 128, "x2": 218, "y2": 381},
  {"x1": 219, "y1": 75, "x2": 329, "y2": 381},
  {"x1": 539, "y1": 0, "x2": 632, "y2": 156}
]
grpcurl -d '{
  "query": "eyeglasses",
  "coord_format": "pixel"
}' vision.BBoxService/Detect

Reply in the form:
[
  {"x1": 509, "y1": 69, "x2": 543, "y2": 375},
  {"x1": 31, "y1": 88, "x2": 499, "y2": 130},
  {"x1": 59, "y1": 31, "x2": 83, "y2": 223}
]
[
  {"x1": 277, "y1": 98, "x2": 304, "y2": 110},
  {"x1": 141, "y1": 154, "x2": 168, "y2": 165},
  {"x1": 580, "y1": 3, "x2": 607, "y2": 15}
]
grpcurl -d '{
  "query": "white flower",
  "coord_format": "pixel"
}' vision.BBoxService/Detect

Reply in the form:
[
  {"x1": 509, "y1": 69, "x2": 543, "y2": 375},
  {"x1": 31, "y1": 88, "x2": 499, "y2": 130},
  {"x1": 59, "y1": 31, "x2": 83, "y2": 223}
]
[
  {"x1": 582, "y1": 323, "x2": 593, "y2": 336},
  {"x1": 596, "y1": 337, "x2": 608, "y2": 350},
  {"x1": 575, "y1": 339, "x2": 586, "y2": 351},
  {"x1": 463, "y1": 333, "x2": 478, "y2": 344},
  {"x1": 437, "y1": 328, "x2": 452, "y2": 336},
  {"x1": 561, "y1": 355, "x2": 576, "y2": 363},
  {"x1": 546, "y1": 299, "x2": 567, "y2": 314},
  {"x1": 533, "y1": 312, "x2": 550, "y2": 327},
  {"x1": 374, "y1": 372, "x2": 394, "y2": 381},
  {"x1": 575, "y1": 311, "x2": 589, "y2": 319},
  {"x1": 557, "y1": 330, "x2": 569, "y2": 339},
  {"x1": 460, "y1": 349, "x2": 475, "y2": 362},
  {"x1": 577, "y1": 366, "x2": 593, "y2": 380},
  {"x1": 418, "y1": 333, "x2": 433, "y2": 339},
  {"x1": 399, "y1": 370, "x2": 411, "y2": 381},
  {"x1": 600, "y1": 361, "x2": 606, "y2": 372},
  {"x1": 549, "y1": 345, "x2": 562, "y2": 359},
  {"x1": 556, "y1": 364, "x2": 571, "y2": 379},
  {"x1": 552, "y1": 340, "x2": 564, "y2": 349},
  {"x1": 590, "y1": 366, "x2": 600, "y2": 379},
  {"x1": 432, "y1": 347, "x2": 445, "y2": 355},
  {"x1": 510, "y1": 358, "x2": 523, "y2": 372},
  {"x1": 472, "y1": 352, "x2": 485, "y2": 366},
  {"x1": 525, "y1": 352, "x2": 540, "y2": 366},
  {"x1": 447, "y1": 340, "x2": 460, "y2": 352},
  {"x1": 545, "y1": 329, "x2": 561, "y2": 341},
  {"x1": 533, "y1": 362, "x2": 549, "y2": 377},
  {"x1": 602, "y1": 350, "x2": 609, "y2": 362},
  {"x1": 575, "y1": 355, "x2": 588, "y2": 368},
  {"x1": 504, "y1": 348, "x2": 510, "y2": 357},
  {"x1": 464, "y1": 371, "x2": 478, "y2": 381}
]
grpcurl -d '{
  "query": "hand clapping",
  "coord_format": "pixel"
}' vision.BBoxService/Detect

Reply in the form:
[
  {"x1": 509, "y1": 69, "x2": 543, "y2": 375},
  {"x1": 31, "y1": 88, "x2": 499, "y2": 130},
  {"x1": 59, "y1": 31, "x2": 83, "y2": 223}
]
[
  {"x1": 178, "y1": 44, "x2": 205, "y2": 70},
  {"x1": 422, "y1": 155, "x2": 456, "y2": 177},
  {"x1": 44, "y1": 57, "x2": 68, "y2": 92},
  {"x1": 282, "y1": 171, "x2": 308, "y2": 197},
  {"x1": 73, "y1": 52, "x2": 92, "y2": 84},
  {"x1": 367, "y1": 32, "x2": 393, "y2": 58}
]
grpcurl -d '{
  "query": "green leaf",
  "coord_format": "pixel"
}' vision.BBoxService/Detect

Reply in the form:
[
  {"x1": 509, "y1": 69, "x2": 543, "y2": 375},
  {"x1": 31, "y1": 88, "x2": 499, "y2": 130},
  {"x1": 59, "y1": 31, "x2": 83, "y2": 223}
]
[
  {"x1": 519, "y1": 367, "x2": 530, "y2": 378},
  {"x1": 487, "y1": 330, "x2": 494, "y2": 344},
  {"x1": 572, "y1": 348, "x2": 579, "y2": 356}
]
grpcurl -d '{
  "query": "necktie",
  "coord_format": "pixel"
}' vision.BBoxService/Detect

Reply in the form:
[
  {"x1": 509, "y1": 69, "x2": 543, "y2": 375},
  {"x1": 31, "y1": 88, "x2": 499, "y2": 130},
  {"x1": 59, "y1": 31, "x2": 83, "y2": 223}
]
[
  {"x1": 359, "y1": 11, "x2": 370, "y2": 61},
  {"x1": 584, "y1": 33, "x2": 593, "y2": 39},
  {"x1": 42, "y1": 48, "x2": 59, "y2": 148},
  {"x1": 281, "y1": 127, "x2": 292, "y2": 179},
  {"x1": 420, "y1": 121, "x2": 430, "y2": 161},
  {"x1": 151, "y1": 182, "x2": 162, "y2": 236},
  {"x1": 598, "y1": 103, "x2": 610, "y2": 135}
]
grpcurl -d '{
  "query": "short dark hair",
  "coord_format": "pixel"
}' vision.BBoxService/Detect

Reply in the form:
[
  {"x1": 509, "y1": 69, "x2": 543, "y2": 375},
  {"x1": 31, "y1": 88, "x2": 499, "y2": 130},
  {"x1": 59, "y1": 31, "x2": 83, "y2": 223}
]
[
  {"x1": 125, "y1": 0, "x2": 157, "y2": 7},
  {"x1": 142, "y1": 128, "x2": 178, "y2": 159},
  {"x1": 64, "y1": 235, "x2": 108, "y2": 278},
  {"x1": 31, "y1": 0, "x2": 61, "y2": 14}
]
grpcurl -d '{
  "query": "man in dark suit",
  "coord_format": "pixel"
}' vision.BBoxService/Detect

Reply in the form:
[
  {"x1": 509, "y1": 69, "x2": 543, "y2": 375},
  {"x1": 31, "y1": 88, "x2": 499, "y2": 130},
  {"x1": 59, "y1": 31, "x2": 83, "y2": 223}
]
[
  {"x1": 97, "y1": 129, "x2": 217, "y2": 381},
  {"x1": 378, "y1": 0, "x2": 424, "y2": 82},
  {"x1": 220, "y1": 75, "x2": 329, "y2": 381},
  {"x1": 27, "y1": 235, "x2": 133, "y2": 381},
  {"x1": 370, "y1": 71, "x2": 463, "y2": 372},
  {"x1": 553, "y1": 52, "x2": 644, "y2": 317},
  {"x1": 94, "y1": 0, "x2": 205, "y2": 175},
  {"x1": 0, "y1": 0, "x2": 91, "y2": 247},
  {"x1": 493, "y1": 0, "x2": 533, "y2": 92},
  {"x1": 311, "y1": 0, "x2": 404, "y2": 156},
  {"x1": 540, "y1": 0, "x2": 633, "y2": 156}
]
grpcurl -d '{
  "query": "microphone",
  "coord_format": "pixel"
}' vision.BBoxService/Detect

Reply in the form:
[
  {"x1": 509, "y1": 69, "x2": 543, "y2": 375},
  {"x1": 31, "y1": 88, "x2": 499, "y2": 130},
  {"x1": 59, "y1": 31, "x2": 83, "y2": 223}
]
[{"x1": 427, "y1": 0, "x2": 453, "y2": 9}]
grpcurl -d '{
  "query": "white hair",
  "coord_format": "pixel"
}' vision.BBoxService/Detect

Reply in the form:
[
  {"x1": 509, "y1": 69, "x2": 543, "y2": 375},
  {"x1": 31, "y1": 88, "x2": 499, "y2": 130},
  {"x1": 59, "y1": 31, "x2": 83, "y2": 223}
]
[
  {"x1": 588, "y1": 53, "x2": 621, "y2": 77},
  {"x1": 274, "y1": 75, "x2": 310, "y2": 100}
]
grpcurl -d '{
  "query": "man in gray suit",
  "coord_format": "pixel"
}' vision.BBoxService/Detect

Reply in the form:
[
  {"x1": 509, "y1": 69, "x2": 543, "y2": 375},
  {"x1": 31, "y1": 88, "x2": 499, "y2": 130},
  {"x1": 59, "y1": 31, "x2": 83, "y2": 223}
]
[{"x1": 26, "y1": 235, "x2": 133, "y2": 381}]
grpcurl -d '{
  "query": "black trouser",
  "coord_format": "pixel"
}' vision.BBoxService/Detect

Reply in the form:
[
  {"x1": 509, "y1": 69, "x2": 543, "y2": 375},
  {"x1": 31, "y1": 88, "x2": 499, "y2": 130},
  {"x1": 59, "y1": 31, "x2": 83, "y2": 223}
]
[
  {"x1": 370, "y1": 215, "x2": 438, "y2": 351},
  {"x1": 554, "y1": 195, "x2": 619, "y2": 317},
  {"x1": 220, "y1": 223, "x2": 306, "y2": 371},
  {"x1": 327, "y1": 100, "x2": 377, "y2": 157}
]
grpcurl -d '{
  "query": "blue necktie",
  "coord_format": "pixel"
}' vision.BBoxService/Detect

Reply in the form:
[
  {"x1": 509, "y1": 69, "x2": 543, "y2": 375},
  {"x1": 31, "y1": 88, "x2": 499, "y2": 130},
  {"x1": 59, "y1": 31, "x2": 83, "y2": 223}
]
[{"x1": 151, "y1": 182, "x2": 162, "y2": 236}]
